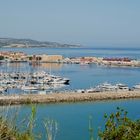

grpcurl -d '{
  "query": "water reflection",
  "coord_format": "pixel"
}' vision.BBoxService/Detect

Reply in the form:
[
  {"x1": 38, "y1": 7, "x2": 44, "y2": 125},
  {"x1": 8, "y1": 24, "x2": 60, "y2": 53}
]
[
  {"x1": 38, "y1": 63, "x2": 63, "y2": 70},
  {"x1": 0, "y1": 62, "x2": 63, "y2": 72}
]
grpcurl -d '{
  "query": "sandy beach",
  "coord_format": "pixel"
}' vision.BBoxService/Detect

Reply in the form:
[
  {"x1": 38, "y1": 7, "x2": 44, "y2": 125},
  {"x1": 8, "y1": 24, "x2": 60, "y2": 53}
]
[{"x1": 0, "y1": 90, "x2": 140, "y2": 105}]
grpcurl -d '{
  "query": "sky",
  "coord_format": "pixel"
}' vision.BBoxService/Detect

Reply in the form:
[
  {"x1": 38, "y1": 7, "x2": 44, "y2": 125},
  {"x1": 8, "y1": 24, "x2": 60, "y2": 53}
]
[{"x1": 0, "y1": 0, "x2": 140, "y2": 47}]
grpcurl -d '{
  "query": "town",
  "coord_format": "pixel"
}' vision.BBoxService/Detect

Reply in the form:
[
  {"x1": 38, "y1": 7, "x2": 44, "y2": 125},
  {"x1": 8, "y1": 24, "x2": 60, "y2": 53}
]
[{"x1": 0, "y1": 51, "x2": 140, "y2": 67}]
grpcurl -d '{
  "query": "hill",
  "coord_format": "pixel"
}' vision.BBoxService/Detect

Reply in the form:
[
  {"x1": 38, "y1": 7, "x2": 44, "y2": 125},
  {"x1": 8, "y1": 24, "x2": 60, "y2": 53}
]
[{"x1": 0, "y1": 38, "x2": 81, "y2": 48}]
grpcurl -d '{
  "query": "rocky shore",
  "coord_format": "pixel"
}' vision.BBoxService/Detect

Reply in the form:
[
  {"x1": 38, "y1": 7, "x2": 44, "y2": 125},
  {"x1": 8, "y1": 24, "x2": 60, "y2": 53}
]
[{"x1": 0, "y1": 91, "x2": 140, "y2": 105}]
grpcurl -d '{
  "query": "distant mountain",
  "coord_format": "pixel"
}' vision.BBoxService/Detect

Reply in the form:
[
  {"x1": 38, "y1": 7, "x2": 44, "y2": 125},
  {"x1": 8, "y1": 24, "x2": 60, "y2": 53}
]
[{"x1": 0, "y1": 38, "x2": 81, "y2": 48}]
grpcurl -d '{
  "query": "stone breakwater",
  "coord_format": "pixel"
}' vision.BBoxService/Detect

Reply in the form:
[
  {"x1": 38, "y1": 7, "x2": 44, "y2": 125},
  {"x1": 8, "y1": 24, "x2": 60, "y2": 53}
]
[{"x1": 0, "y1": 91, "x2": 140, "y2": 105}]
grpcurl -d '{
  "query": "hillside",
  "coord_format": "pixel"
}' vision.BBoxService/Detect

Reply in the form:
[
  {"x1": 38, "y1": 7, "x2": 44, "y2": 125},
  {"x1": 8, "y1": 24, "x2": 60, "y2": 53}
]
[{"x1": 0, "y1": 38, "x2": 81, "y2": 48}]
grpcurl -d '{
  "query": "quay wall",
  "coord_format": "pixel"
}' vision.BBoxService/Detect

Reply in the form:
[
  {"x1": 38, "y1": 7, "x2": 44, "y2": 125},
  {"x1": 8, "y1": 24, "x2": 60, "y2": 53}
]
[{"x1": 0, "y1": 91, "x2": 140, "y2": 105}]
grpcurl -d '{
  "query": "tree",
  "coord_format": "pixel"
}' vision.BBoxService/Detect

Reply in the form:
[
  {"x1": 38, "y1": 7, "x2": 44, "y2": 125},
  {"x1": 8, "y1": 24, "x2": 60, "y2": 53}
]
[{"x1": 0, "y1": 56, "x2": 4, "y2": 60}]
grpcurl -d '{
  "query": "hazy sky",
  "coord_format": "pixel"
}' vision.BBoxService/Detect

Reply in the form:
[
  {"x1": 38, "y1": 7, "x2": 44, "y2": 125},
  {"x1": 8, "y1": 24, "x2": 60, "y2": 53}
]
[{"x1": 0, "y1": 0, "x2": 140, "y2": 47}]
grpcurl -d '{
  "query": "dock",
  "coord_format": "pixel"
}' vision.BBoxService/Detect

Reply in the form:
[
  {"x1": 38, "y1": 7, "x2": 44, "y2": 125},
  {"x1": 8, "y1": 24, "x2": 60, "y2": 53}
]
[{"x1": 0, "y1": 91, "x2": 140, "y2": 105}]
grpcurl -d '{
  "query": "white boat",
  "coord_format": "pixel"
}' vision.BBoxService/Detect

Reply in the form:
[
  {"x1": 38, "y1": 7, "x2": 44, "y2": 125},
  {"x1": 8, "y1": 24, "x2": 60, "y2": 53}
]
[
  {"x1": 116, "y1": 83, "x2": 129, "y2": 91},
  {"x1": 86, "y1": 88, "x2": 96, "y2": 93},
  {"x1": 50, "y1": 84, "x2": 66, "y2": 89},
  {"x1": 133, "y1": 84, "x2": 140, "y2": 90},
  {"x1": 48, "y1": 78, "x2": 69, "y2": 84},
  {"x1": 98, "y1": 82, "x2": 118, "y2": 91},
  {"x1": 21, "y1": 85, "x2": 38, "y2": 91},
  {"x1": 76, "y1": 89, "x2": 85, "y2": 93}
]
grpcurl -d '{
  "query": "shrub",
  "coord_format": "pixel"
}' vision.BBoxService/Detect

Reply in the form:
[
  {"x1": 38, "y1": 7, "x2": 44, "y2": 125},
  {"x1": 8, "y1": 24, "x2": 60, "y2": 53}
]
[{"x1": 99, "y1": 107, "x2": 140, "y2": 140}]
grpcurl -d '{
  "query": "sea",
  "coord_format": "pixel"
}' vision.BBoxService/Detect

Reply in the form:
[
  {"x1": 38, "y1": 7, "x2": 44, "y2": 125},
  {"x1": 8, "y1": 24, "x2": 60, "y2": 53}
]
[{"x1": 0, "y1": 47, "x2": 140, "y2": 139}]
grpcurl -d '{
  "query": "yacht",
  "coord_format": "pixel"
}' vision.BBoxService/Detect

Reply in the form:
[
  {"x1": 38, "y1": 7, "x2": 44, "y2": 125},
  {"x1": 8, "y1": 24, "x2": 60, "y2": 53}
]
[
  {"x1": 48, "y1": 75, "x2": 70, "y2": 85},
  {"x1": 48, "y1": 78, "x2": 69, "y2": 84},
  {"x1": 21, "y1": 85, "x2": 38, "y2": 91},
  {"x1": 98, "y1": 82, "x2": 118, "y2": 91},
  {"x1": 116, "y1": 83, "x2": 129, "y2": 91},
  {"x1": 133, "y1": 84, "x2": 140, "y2": 90}
]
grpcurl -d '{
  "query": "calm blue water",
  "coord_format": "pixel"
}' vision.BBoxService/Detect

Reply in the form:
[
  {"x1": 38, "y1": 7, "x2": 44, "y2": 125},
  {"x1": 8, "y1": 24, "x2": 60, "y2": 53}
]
[
  {"x1": 1, "y1": 47, "x2": 140, "y2": 139},
  {"x1": 0, "y1": 47, "x2": 140, "y2": 93},
  {"x1": 1, "y1": 99, "x2": 140, "y2": 140}
]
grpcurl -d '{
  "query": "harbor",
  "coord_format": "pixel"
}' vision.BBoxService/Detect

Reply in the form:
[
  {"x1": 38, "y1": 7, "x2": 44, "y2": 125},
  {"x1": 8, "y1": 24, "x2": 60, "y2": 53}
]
[
  {"x1": 1, "y1": 1, "x2": 140, "y2": 139},
  {"x1": 0, "y1": 71, "x2": 70, "y2": 94},
  {"x1": 0, "y1": 48, "x2": 140, "y2": 140},
  {"x1": 0, "y1": 70, "x2": 140, "y2": 94},
  {"x1": 0, "y1": 49, "x2": 140, "y2": 103}
]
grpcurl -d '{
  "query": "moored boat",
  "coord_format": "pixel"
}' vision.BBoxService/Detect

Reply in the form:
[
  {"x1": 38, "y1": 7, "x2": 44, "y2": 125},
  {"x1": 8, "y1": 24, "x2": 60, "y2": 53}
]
[{"x1": 133, "y1": 84, "x2": 140, "y2": 90}]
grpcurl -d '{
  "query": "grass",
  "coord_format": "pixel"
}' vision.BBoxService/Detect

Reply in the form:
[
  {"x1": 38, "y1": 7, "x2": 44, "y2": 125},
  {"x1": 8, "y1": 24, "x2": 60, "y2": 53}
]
[{"x1": 0, "y1": 105, "x2": 58, "y2": 140}]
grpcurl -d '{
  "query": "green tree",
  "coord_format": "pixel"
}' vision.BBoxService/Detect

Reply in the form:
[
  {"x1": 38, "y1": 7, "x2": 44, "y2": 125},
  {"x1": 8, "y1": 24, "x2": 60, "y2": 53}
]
[{"x1": 0, "y1": 56, "x2": 4, "y2": 60}]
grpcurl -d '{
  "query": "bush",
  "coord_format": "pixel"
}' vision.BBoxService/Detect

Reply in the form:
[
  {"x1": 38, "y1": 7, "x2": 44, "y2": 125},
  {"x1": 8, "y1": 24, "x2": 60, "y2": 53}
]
[{"x1": 99, "y1": 107, "x2": 140, "y2": 140}]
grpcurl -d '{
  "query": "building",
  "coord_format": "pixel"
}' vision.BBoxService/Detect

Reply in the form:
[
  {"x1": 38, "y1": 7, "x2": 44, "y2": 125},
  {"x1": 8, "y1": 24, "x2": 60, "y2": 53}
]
[
  {"x1": 0, "y1": 51, "x2": 28, "y2": 62},
  {"x1": 29, "y1": 54, "x2": 63, "y2": 63},
  {"x1": 41, "y1": 55, "x2": 63, "y2": 62}
]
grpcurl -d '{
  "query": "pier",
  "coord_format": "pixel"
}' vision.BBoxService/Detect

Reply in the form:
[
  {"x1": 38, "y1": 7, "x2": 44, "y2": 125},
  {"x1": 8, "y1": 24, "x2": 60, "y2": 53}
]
[{"x1": 0, "y1": 90, "x2": 140, "y2": 105}]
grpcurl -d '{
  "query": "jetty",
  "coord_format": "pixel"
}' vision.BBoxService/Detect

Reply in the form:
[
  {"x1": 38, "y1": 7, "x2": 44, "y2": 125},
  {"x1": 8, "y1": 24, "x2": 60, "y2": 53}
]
[{"x1": 0, "y1": 91, "x2": 140, "y2": 105}]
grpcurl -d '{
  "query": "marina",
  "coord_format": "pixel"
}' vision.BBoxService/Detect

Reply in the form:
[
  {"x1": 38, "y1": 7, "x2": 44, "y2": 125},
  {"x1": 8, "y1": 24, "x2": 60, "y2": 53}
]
[
  {"x1": 0, "y1": 69, "x2": 140, "y2": 95},
  {"x1": 0, "y1": 71, "x2": 69, "y2": 94}
]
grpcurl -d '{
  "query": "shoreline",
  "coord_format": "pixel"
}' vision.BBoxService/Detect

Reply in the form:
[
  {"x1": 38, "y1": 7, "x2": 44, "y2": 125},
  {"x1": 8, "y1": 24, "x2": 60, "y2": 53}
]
[
  {"x1": 1, "y1": 50, "x2": 140, "y2": 67},
  {"x1": 0, "y1": 91, "x2": 140, "y2": 105}
]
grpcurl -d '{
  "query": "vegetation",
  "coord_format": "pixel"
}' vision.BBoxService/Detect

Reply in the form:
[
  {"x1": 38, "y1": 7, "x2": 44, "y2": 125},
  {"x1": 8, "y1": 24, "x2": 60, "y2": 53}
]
[
  {"x1": 0, "y1": 105, "x2": 58, "y2": 140},
  {"x1": 44, "y1": 118, "x2": 58, "y2": 140},
  {"x1": 0, "y1": 56, "x2": 4, "y2": 60},
  {"x1": 28, "y1": 56, "x2": 33, "y2": 61},
  {"x1": 89, "y1": 115, "x2": 94, "y2": 140},
  {"x1": 99, "y1": 107, "x2": 140, "y2": 140},
  {"x1": 1, "y1": 106, "x2": 140, "y2": 140}
]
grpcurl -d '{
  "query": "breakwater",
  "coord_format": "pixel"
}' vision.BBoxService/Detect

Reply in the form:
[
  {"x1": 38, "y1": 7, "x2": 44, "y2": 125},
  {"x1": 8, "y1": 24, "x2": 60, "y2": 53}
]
[{"x1": 0, "y1": 91, "x2": 140, "y2": 105}]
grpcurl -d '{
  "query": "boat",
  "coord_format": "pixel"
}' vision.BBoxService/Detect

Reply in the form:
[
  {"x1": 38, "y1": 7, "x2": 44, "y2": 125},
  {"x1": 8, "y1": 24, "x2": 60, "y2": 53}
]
[
  {"x1": 98, "y1": 82, "x2": 118, "y2": 91},
  {"x1": 116, "y1": 83, "x2": 129, "y2": 91},
  {"x1": 21, "y1": 85, "x2": 38, "y2": 91},
  {"x1": 86, "y1": 87, "x2": 102, "y2": 93},
  {"x1": 48, "y1": 79, "x2": 69, "y2": 84},
  {"x1": 133, "y1": 84, "x2": 140, "y2": 90},
  {"x1": 76, "y1": 89, "x2": 85, "y2": 93}
]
